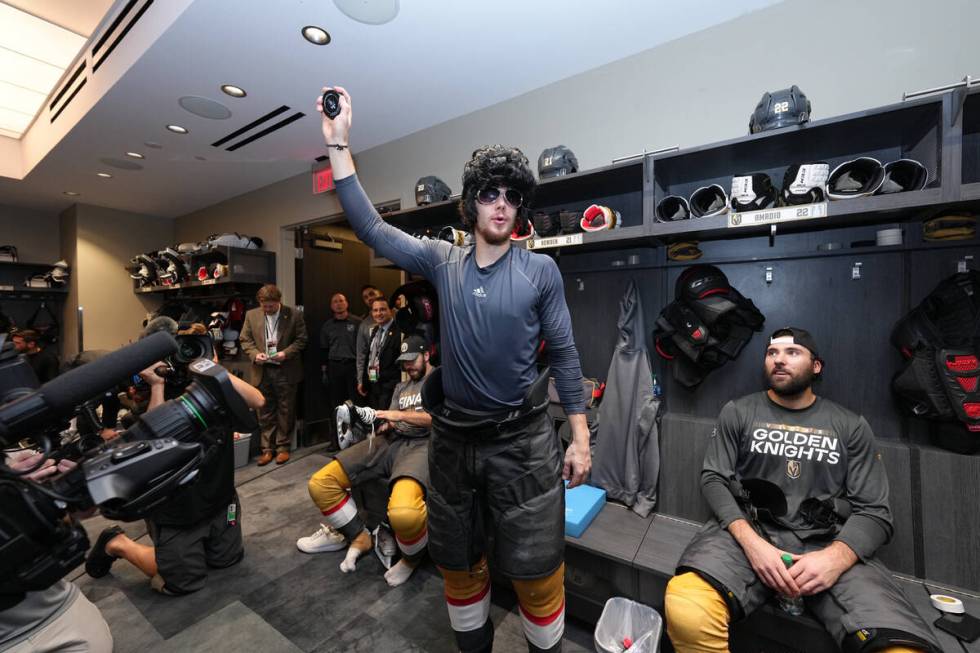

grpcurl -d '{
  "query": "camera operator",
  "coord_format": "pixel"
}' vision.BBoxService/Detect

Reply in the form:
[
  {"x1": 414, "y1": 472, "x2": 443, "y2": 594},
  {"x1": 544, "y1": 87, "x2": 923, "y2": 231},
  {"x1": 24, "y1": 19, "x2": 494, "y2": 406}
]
[
  {"x1": 84, "y1": 360, "x2": 264, "y2": 596},
  {"x1": 0, "y1": 451, "x2": 112, "y2": 653}
]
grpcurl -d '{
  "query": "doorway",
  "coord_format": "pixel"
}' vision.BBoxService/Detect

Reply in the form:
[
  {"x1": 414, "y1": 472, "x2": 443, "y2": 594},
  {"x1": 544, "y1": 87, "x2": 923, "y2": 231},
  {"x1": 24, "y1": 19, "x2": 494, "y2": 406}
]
[{"x1": 294, "y1": 218, "x2": 404, "y2": 445}]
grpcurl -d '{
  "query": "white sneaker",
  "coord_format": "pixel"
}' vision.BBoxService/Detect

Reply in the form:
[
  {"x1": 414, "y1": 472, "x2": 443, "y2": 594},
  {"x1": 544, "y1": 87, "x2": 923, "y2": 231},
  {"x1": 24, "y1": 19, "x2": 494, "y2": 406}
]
[{"x1": 296, "y1": 524, "x2": 346, "y2": 553}]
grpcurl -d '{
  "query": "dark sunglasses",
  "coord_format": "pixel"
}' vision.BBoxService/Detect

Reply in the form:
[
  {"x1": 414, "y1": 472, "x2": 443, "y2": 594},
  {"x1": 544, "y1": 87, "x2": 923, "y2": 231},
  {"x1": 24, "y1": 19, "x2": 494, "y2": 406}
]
[{"x1": 476, "y1": 186, "x2": 523, "y2": 208}]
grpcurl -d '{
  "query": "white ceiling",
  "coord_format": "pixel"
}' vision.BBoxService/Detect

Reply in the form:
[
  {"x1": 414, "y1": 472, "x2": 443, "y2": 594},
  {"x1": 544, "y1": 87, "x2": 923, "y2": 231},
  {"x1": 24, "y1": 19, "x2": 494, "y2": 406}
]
[{"x1": 0, "y1": 0, "x2": 778, "y2": 218}]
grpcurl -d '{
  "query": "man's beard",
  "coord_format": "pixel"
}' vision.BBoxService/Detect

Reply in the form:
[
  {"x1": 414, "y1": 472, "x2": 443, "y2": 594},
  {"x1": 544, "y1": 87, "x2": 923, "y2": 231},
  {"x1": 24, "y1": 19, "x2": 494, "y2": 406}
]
[
  {"x1": 766, "y1": 367, "x2": 817, "y2": 397},
  {"x1": 474, "y1": 217, "x2": 513, "y2": 246},
  {"x1": 406, "y1": 365, "x2": 423, "y2": 381}
]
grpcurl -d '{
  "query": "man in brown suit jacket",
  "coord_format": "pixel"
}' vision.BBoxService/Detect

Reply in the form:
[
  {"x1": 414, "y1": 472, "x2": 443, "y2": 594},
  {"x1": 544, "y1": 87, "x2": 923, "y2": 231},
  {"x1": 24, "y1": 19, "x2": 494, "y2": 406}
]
[{"x1": 240, "y1": 284, "x2": 308, "y2": 465}]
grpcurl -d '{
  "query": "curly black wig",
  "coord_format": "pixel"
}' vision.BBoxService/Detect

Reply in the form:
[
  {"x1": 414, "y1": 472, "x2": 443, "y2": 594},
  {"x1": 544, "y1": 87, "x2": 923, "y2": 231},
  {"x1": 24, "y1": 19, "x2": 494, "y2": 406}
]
[{"x1": 459, "y1": 145, "x2": 536, "y2": 230}]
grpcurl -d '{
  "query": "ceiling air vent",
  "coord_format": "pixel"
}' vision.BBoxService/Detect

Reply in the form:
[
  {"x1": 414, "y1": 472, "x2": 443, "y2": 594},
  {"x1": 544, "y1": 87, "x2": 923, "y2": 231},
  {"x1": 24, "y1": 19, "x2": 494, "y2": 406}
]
[
  {"x1": 211, "y1": 106, "x2": 306, "y2": 151},
  {"x1": 91, "y1": 0, "x2": 154, "y2": 72},
  {"x1": 48, "y1": 61, "x2": 87, "y2": 123}
]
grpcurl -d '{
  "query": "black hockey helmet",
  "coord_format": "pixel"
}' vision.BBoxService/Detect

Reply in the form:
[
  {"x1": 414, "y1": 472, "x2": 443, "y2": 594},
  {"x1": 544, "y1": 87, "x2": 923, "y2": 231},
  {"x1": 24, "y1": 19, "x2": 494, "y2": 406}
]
[
  {"x1": 749, "y1": 86, "x2": 811, "y2": 134},
  {"x1": 415, "y1": 176, "x2": 452, "y2": 206},
  {"x1": 675, "y1": 264, "x2": 730, "y2": 302},
  {"x1": 538, "y1": 145, "x2": 578, "y2": 179}
]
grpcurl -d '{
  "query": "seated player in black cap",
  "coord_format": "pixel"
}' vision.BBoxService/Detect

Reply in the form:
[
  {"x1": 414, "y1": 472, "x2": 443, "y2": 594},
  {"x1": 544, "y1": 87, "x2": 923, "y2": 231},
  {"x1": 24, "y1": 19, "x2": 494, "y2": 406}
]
[
  {"x1": 665, "y1": 327, "x2": 940, "y2": 653},
  {"x1": 299, "y1": 335, "x2": 434, "y2": 588}
]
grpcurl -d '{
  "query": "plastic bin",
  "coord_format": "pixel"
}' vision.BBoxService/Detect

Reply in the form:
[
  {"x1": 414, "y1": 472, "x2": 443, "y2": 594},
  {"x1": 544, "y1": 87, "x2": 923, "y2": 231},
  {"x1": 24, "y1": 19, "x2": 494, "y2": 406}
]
[
  {"x1": 233, "y1": 432, "x2": 252, "y2": 468},
  {"x1": 594, "y1": 597, "x2": 662, "y2": 653}
]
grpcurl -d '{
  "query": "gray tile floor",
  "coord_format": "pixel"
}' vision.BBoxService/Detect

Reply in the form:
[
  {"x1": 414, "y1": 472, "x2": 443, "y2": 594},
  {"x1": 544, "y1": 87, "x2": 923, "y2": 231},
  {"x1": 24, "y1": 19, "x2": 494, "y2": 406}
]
[{"x1": 70, "y1": 448, "x2": 597, "y2": 653}]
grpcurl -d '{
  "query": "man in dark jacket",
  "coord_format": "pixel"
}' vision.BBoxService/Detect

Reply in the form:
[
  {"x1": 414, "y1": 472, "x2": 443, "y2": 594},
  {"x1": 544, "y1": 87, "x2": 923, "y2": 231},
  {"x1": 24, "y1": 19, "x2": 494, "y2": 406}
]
[
  {"x1": 357, "y1": 295, "x2": 401, "y2": 411},
  {"x1": 665, "y1": 327, "x2": 940, "y2": 653},
  {"x1": 320, "y1": 292, "x2": 361, "y2": 443},
  {"x1": 240, "y1": 284, "x2": 308, "y2": 465}
]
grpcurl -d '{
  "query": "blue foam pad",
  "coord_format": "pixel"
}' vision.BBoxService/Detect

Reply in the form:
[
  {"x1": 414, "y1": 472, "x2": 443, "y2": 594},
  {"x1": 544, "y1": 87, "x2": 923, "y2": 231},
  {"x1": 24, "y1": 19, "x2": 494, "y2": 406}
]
[{"x1": 564, "y1": 481, "x2": 606, "y2": 538}]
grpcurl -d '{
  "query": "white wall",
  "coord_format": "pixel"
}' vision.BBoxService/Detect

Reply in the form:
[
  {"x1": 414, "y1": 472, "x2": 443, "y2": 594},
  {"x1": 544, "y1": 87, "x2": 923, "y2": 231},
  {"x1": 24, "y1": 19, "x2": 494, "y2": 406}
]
[{"x1": 176, "y1": 0, "x2": 980, "y2": 300}]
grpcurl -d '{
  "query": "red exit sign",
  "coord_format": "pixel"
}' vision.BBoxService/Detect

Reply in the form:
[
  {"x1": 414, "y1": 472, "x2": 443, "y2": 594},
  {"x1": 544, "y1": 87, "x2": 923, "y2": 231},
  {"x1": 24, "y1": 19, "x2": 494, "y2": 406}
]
[{"x1": 313, "y1": 166, "x2": 334, "y2": 194}]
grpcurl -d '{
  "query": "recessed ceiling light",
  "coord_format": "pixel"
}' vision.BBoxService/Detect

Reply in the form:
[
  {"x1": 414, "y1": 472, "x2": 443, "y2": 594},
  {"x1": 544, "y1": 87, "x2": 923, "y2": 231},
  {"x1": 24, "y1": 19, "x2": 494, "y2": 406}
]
[
  {"x1": 221, "y1": 84, "x2": 246, "y2": 98},
  {"x1": 302, "y1": 25, "x2": 331, "y2": 45},
  {"x1": 125, "y1": 151, "x2": 144, "y2": 159},
  {"x1": 97, "y1": 172, "x2": 112, "y2": 178},
  {"x1": 144, "y1": 141, "x2": 162, "y2": 149},
  {"x1": 63, "y1": 191, "x2": 79, "y2": 196},
  {"x1": 166, "y1": 124, "x2": 188, "y2": 134}
]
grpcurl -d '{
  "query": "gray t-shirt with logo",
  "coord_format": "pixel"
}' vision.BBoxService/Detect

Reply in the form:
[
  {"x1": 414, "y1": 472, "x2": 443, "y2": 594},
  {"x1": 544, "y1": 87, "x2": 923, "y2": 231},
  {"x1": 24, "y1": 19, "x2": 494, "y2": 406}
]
[
  {"x1": 336, "y1": 173, "x2": 584, "y2": 415},
  {"x1": 388, "y1": 369, "x2": 432, "y2": 438},
  {"x1": 701, "y1": 391, "x2": 893, "y2": 560}
]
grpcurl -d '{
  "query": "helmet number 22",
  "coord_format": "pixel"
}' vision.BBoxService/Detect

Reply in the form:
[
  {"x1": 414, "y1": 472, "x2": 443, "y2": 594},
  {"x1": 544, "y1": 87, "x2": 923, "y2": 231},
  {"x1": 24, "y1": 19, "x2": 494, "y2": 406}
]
[{"x1": 773, "y1": 101, "x2": 790, "y2": 114}]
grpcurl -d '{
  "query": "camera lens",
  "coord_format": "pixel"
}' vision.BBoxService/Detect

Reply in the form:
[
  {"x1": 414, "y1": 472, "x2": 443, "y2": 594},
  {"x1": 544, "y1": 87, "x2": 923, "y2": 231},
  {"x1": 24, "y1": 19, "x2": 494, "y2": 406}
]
[
  {"x1": 177, "y1": 339, "x2": 204, "y2": 362},
  {"x1": 322, "y1": 90, "x2": 341, "y2": 119}
]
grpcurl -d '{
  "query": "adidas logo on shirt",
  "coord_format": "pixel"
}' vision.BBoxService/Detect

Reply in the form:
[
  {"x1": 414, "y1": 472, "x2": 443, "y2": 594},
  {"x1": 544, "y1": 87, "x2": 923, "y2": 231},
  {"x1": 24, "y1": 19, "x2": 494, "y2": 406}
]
[{"x1": 472, "y1": 286, "x2": 487, "y2": 299}]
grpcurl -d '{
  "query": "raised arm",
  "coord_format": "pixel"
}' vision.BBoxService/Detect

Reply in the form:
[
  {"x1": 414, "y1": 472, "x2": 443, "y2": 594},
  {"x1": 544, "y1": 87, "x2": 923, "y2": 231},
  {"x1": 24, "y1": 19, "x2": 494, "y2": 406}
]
[{"x1": 316, "y1": 86, "x2": 445, "y2": 277}]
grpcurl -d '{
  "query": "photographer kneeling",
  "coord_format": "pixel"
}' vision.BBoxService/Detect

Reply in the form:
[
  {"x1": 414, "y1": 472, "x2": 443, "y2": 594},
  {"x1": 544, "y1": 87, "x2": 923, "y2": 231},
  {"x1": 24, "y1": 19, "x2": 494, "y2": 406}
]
[
  {"x1": 85, "y1": 360, "x2": 264, "y2": 596},
  {"x1": 0, "y1": 452, "x2": 112, "y2": 653}
]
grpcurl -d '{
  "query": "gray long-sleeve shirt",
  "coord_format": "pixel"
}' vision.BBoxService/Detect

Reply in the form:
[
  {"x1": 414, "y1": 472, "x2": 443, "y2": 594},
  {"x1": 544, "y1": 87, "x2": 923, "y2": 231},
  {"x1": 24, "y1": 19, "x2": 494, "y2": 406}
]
[
  {"x1": 701, "y1": 392, "x2": 893, "y2": 560},
  {"x1": 336, "y1": 173, "x2": 584, "y2": 414}
]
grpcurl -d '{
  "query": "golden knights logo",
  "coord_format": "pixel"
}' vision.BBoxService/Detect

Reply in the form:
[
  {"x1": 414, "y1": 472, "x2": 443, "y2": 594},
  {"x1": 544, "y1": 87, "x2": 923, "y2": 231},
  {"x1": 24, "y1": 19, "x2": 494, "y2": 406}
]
[{"x1": 786, "y1": 460, "x2": 801, "y2": 479}]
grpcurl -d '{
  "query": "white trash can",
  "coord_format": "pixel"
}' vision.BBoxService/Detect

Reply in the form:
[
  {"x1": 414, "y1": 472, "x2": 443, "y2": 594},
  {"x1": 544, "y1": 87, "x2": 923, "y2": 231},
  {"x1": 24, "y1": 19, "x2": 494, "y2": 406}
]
[{"x1": 594, "y1": 597, "x2": 662, "y2": 653}]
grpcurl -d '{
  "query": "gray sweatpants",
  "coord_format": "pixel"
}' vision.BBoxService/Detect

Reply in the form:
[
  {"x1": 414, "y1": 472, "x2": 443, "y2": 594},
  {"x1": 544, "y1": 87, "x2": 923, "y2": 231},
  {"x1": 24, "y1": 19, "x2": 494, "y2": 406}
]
[{"x1": 676, "y1": 520, "x2": 941, "y2": 651}]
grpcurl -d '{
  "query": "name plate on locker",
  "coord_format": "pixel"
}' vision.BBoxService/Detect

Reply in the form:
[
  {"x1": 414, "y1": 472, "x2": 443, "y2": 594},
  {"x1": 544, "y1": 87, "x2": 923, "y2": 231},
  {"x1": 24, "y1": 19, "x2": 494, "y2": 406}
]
[
  {"x1": 728, "y1": 202, "x2": 827, "y2": 229},
  {"x1": 527, "y1": 233, "x2": 583, "y2": 250}
]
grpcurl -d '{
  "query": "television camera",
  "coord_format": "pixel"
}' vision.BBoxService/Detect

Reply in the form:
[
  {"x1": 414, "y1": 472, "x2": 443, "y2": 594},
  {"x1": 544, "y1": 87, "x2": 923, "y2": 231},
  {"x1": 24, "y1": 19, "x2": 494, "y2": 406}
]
[{"x1": 0, "y1": 332, "x2": 256, "y2": 609}]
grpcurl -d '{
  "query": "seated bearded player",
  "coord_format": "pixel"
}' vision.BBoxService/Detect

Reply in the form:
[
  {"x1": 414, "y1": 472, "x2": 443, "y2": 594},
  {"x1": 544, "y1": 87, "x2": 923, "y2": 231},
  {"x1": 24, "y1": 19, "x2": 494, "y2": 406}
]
[{"x1": 298, "y1": 335, "x2": 434, "y2": 587}]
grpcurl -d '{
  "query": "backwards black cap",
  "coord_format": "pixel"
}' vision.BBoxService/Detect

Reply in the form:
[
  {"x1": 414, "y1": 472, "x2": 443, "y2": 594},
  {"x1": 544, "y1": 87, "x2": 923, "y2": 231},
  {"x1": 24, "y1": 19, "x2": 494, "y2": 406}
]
[{"x1": 770, "y1": 326, "x2": 821, "y2": 363}]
